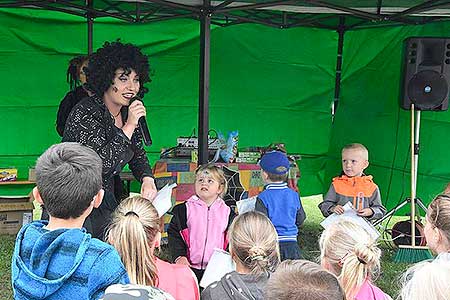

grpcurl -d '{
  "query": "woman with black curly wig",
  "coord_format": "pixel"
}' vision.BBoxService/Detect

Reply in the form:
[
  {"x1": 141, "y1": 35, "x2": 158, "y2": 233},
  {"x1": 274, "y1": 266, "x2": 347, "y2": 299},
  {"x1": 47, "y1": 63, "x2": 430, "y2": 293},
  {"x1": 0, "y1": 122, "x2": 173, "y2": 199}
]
[{"x1": 63, "y1": 41, "x2": 157, "y2": 240}]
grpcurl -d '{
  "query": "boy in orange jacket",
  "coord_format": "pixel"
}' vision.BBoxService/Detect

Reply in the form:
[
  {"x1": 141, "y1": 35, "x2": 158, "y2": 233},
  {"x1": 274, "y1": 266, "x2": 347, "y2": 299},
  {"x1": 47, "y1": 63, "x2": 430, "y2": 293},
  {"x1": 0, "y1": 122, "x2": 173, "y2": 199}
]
[{"x1": 319, "y1": 143, "x2": 386, "y2": 221}]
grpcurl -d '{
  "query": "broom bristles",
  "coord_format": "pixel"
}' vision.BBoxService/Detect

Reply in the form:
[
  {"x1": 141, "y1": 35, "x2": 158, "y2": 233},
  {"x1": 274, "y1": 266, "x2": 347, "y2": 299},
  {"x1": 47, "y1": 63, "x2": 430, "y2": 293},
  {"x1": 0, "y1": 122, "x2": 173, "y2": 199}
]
[{"x1": 394, "y1": 247, "x2": 433, "y2": 263}]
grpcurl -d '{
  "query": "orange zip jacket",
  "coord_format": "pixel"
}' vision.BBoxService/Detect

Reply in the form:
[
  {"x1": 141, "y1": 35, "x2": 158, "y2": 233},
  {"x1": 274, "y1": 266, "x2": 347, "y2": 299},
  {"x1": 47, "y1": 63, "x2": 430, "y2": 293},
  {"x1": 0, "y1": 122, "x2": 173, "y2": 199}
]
[{"x1": 318, "y1": 175, "x2": 386, "y2": 221}]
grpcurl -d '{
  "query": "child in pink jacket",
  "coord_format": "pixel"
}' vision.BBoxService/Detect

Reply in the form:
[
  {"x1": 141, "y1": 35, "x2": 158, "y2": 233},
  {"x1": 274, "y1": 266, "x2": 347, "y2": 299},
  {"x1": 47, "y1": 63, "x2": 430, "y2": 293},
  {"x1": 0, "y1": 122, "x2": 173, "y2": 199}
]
[{"x1": 168, "y1": 164, "x2": 236, "y2": 281}]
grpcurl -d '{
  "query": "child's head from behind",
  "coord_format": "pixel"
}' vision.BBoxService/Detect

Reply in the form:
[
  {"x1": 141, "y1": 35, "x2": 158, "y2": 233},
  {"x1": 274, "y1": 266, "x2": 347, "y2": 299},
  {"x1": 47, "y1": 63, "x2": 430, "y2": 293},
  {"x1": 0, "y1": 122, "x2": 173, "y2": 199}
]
[
  {"x1": 228, "y1": 211, "x2": 280, "y2": 275},
  {"x1": 259, "y1": 151, "x2": 290, "y2": 183},
  {"x1": 106, "y1": 196, "x2": 160, "y2": 286},
  {"x1": 400, "y1": 259, "x2": 450, "y2": 300},
  {"x1": 319, "y1": 219, "x2": 380, "y2": 300},
  {"x1": 341, "y1": 143, "x2": 369, "y2": 177},
  {"x1": 425, "y1": 194, "x2": 450, "y2": 254},
  {"x1": 265, "y1": 260, "x2": 345, "y2": 300},
  {"x1": 195, "y1": 164, "x2": 227, "y2": 202},
  {"x1": 35, "y1": 142, "x2": 102, "y2": 219}
]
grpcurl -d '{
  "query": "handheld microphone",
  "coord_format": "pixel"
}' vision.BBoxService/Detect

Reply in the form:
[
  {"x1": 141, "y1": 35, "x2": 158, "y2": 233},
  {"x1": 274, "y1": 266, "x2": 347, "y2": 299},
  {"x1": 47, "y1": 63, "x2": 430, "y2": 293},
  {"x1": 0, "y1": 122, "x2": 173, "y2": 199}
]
[{"x1": 131, "y1": 95, "x2": 152, "y2": 146}]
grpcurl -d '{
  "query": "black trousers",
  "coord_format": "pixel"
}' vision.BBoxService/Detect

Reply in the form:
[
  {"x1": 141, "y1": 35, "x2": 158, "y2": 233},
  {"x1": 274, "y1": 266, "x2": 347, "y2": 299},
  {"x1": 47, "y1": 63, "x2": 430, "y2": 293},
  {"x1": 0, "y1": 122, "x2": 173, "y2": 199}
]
[{"x1": 279, "y1": 241, "x2": 302, "y2": 261}]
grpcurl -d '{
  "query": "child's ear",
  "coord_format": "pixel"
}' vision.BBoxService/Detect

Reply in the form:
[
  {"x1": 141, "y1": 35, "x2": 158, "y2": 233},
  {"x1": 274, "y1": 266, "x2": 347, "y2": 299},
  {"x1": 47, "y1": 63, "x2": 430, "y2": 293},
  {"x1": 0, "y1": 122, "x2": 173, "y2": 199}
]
[
  {"x1": 434, "y1": 227, "x2": 443, "y2": 243},
  {"x1": 363, "y1": 160, "x2": 370, "y2": 169},
  {"x1": 229, "y1": 248, "x2": 236, "y2": 260},
  {"x1": 33, "y1": 187, "x2": 44, "y2": 205},
  {"x1": 154, "y1": 231, "x2": 162, "y2": 249},
  {"x1": 260, "y1": 170, "x2": 269, "y2": 180},
  {"x1": 93, "y1": 189, "x2": 104, "y2": 209},
  {"x1": 321, "y1": 257, "x2": 334, "y2": 273},
  {"x1": 218, "y1": 184, "x2": 225, "y2": 195}
]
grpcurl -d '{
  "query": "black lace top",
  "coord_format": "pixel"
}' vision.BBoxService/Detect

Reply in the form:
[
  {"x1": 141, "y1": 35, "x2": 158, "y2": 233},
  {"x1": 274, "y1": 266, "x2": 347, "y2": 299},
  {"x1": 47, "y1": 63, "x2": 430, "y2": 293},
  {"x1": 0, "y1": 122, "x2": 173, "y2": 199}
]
[{"x1": 62, "y1": 95, "x2": 153, "y2": 193}]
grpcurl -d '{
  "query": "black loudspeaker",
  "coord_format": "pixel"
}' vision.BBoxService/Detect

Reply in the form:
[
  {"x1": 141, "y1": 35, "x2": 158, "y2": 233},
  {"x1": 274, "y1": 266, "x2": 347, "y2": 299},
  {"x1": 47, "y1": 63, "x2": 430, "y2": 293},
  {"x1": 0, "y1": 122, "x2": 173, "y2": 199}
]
[{"x1": 401, "y1": 37, "x2": 450, "y2": 111}]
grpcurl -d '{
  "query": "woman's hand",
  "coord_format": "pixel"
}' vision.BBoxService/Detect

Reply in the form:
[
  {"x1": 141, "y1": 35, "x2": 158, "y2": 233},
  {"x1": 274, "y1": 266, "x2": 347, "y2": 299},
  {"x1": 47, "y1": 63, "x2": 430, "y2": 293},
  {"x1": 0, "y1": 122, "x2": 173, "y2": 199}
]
[
  {"x1": 122, "y1": 100, "x2": 146, "y2": 139},
  {"x1": 127, "y1": 100, "x2": 146, "y2": 127},
  {"x1": 141, "y1": 176, "x2": 157, "y2": 201}
]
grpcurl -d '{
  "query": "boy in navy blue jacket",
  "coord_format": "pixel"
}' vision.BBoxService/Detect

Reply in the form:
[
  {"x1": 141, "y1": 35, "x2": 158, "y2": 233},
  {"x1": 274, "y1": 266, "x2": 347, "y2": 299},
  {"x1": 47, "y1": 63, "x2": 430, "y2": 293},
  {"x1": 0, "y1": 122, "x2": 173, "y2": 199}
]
[{"x1": 255, "y1": 151, "x2": 306, "y2": 261}]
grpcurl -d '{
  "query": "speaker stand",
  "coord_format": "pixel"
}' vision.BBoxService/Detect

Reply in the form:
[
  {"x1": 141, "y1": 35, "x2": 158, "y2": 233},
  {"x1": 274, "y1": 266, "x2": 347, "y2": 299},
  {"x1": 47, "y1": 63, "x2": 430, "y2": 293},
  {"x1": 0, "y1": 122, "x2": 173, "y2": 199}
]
[
  {"x1": 373, "y1": 197, "x2": 427, "y2": 226},
  {"x1": 376, "y1": 105, "x2": 425, "y2": 235}
]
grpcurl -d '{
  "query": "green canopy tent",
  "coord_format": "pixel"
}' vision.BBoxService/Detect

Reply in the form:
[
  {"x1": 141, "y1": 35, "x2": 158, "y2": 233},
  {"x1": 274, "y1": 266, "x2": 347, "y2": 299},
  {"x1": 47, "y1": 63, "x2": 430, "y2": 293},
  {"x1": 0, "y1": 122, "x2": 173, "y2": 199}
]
[{"x1": 2, "y1": 0, "x2": 450, "y2": 213}]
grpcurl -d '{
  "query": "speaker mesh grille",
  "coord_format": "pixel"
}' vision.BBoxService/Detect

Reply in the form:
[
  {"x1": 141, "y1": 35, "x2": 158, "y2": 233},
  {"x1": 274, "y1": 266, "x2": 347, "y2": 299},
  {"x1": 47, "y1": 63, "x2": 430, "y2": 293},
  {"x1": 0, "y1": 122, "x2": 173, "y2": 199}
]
[{"x1": 407, "y1": 70, "x2": 448, "y2": 110}]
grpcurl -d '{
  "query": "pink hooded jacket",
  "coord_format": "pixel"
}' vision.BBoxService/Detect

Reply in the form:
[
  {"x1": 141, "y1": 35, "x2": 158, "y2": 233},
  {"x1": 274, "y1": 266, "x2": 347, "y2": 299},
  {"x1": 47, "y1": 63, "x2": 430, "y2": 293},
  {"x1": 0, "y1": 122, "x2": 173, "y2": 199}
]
[
  {"x1": 355, "y1": 279, "x2": 391, "y2": 300},
  {"x1": 169, "y1": 195, "x2": 232, "y2": 270}
]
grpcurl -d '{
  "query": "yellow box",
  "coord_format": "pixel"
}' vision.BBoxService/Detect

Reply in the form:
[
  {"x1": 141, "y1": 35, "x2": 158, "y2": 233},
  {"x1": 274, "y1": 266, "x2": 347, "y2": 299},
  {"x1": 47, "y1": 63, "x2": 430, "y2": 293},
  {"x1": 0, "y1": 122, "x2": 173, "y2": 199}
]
[{"x1": 0, "y1": 168, "x2": 17, "y2": 182}]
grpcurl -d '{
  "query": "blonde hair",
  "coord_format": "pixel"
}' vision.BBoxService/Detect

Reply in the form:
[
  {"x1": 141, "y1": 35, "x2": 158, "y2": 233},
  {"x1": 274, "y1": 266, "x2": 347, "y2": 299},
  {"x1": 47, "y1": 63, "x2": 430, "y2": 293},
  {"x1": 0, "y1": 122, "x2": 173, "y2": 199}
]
[
  {"x1": 228, "y1": 211, "x2": 280, "y2": 275},
  {"x1": 106, "y1": 196, "x2": 160, "y2": 286},
  {"x1": 427, "y1": 194, "x2": 450, "y2": 251},
  {"x1": 400, "y1": 259, "x2": 450, "y2": 300},
  {"x1": 319, "y1": 219, "x2": 381, "y2": 300},
  {"x1": 342, "y1": 143, "x2": 369, "y2": 160},
  {"x1": 195, "y1": 164, "x2": 228, "y2": 198},
  {"x1": 265, "y1": 259, "x2": 346, "y2": 300}
]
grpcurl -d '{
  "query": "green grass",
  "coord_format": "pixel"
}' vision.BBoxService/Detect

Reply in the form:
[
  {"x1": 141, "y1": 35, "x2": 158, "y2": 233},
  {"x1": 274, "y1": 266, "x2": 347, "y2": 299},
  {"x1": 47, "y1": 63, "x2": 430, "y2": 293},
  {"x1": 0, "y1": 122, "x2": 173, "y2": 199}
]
[
  {"x1": 0, "y1": 195, "x2": 412, "y2": 299},
  {"x1": 0, "y1": 234, "x2": 15, "y2": 300}
]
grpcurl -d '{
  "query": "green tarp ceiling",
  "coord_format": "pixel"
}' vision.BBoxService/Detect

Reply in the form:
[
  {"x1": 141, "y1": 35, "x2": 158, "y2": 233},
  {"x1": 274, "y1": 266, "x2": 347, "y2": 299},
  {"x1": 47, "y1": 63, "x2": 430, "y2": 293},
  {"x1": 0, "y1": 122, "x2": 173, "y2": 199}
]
[{"x1": 2, "y1": 1, "x2": 450, "y2": 216}]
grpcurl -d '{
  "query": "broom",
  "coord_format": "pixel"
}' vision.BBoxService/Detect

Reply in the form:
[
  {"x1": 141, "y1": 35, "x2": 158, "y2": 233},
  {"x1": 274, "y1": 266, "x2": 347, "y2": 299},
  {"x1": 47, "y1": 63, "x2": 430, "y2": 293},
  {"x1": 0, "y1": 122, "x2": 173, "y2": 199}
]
[{"x1": 394, "y1": 104, "x2": 433, "y2": 263}]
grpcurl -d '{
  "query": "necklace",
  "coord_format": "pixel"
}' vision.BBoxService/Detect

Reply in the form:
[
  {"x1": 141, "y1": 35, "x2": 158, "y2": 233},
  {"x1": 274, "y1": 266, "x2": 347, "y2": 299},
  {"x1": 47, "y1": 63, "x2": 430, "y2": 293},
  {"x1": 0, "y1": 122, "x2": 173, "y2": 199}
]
[{"x1": 112, "y1": 110, "x2": 121, "y2": 118}]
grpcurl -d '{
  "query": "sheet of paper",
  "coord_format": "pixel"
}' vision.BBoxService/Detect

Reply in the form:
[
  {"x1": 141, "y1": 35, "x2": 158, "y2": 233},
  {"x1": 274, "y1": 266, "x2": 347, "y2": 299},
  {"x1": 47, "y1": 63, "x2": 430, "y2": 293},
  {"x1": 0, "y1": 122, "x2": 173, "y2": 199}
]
[
  {"x1": 236, "y1": 196, "x2": 257, "y2": 214},
  {"x1": 199, "y1": 248, "x2": 235, "y2": 288},
  {"x1": 151, "y1": 183, "x2": 176, "y2": 217},
  {"x1": 320, "y1": 202, "x2": 380, "y2": 240}
]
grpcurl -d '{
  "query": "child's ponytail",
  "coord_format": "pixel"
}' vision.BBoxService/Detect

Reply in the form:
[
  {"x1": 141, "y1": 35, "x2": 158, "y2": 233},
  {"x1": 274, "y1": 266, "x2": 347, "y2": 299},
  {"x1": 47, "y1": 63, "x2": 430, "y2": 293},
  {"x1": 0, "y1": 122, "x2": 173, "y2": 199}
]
[
  {"x1": 106, "y1": 196, "x2": 160, "y2": 286},
  {"x1": 340, "y1": 241, "x2": 381, "y2": 299},
  {"x1": 229, "y1": 211, "x2": 280, "y2": 276},
  {"x1": 320, "y1": 219, "x2": 381, "y2": 300}
]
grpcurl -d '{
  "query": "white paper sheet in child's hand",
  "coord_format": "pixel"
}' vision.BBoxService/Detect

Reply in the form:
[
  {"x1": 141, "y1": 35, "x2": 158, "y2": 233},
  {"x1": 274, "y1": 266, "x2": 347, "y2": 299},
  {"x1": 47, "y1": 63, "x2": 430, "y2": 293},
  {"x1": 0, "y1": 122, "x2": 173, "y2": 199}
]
[
  {"x1": 151, "y1": 183, "x2": 176, "y2": 217},
  {"x1": 199, "y1": 248, "x2": 235, "y2": 288},
  {"x1": 320, "y1": 202, "x2": 380, "y2": 240},
  {"x1": 236, "y1": 196, "x2": 257, "y2": 214}
]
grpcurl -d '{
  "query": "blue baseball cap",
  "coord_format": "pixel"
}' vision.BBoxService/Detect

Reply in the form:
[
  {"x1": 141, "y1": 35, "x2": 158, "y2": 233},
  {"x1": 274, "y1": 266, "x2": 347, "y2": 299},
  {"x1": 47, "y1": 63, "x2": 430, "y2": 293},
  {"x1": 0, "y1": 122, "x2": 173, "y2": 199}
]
[{"x1": 259, "y1": 151, "x2": 290, "y2": 174}]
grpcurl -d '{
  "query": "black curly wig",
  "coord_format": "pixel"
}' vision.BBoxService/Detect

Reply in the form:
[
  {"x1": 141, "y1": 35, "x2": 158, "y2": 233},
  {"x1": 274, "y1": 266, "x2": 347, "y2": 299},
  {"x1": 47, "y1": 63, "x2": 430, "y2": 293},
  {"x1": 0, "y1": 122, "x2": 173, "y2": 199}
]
[{"x1": 85, "y1": 41, "x2": 150, "y2": 97}]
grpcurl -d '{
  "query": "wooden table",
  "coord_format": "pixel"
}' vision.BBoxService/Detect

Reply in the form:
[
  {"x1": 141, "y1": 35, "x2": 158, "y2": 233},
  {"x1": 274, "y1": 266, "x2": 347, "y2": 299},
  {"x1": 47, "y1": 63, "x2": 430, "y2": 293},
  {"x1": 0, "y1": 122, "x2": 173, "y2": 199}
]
[{"x1": 0, "y1": 180, "x2": 35, "y2": 185}]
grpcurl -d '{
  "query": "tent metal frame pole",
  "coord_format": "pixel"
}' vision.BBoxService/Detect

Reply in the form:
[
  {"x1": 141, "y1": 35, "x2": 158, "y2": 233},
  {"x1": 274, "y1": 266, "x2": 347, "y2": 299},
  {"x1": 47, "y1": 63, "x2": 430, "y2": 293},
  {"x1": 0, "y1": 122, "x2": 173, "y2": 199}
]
[
  {"x1": 87, "y1": 0, "x2": 93, "y2": 54},
  {"x1": 376, "y1": 0, "x2": 383, "y2": 15},
  {"x1": 389, "y1": 0, "x2": 447, "y2": 21},
  {"x1": 214, "y1": 0, "x2": 294, "y2": 13},
  {"x1": 305, "y1": 0, "x2": 380, "y2": 21},
  {"x1": 332, "y1": 16, "x2": 345, "y2": 122},
  {"x1": 198, "y1": 0, "x2": 211, "y2": 165}
]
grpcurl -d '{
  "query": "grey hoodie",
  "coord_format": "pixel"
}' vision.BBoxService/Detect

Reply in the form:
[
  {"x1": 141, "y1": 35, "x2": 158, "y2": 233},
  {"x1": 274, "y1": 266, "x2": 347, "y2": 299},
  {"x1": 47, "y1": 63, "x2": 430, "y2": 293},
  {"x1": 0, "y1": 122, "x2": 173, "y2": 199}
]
[{"x1": 201, "y1": 271, "x2": 268, "y2": 300}]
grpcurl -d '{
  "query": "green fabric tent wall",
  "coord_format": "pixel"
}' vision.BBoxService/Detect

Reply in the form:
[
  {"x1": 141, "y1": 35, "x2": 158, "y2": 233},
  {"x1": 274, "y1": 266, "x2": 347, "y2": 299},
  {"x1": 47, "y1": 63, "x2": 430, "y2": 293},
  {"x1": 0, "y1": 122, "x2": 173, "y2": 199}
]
[
  {"x1": 1, "y1": 8, "x2": 450, "y2": 213},
  {"x1": 328, "y1": 24, "x2": 450, "y2": 213}
]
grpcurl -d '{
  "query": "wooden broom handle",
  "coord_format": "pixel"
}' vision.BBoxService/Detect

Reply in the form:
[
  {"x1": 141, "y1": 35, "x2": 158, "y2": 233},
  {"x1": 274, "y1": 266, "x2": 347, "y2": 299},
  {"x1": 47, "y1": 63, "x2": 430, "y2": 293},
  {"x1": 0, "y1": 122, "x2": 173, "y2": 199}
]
[{"x1": 411, "y1": 104, "x2": 416, "y2": 246}]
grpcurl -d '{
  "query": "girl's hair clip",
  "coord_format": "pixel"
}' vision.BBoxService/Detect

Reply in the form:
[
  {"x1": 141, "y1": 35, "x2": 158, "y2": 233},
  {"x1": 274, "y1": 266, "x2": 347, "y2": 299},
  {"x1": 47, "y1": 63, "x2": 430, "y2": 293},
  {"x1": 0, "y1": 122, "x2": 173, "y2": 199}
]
[
  {"x1": 357, "y1": 257, "x2": 367, "y2": 265},
  {"x1": 125, "y1": 211, "x2": 139, "y2": 218},
  {"x1": 338, "y1": 252, "x2": 350, "y2": 267}
]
